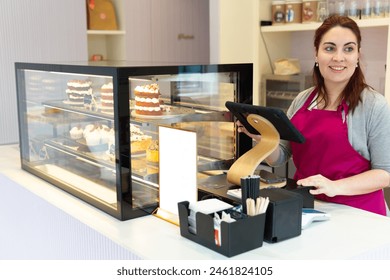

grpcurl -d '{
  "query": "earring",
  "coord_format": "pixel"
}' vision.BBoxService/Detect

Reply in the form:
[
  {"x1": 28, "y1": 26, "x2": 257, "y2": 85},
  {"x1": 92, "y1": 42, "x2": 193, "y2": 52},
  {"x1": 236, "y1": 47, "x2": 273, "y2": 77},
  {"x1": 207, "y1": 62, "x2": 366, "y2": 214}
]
[{"x1": 315, "y1": 62, "x2": 319, "y2": 67}]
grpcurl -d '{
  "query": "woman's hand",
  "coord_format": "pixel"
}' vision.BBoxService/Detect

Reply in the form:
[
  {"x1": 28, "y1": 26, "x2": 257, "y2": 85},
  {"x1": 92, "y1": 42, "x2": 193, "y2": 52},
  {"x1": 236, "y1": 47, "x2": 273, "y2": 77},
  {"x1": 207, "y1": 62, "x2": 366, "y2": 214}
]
[
  {"x1": 297, "y1": 174, "x2": 339, "y2": 197},
  {"x1": 236, "y1": 120, "x2": 261, "y2": 142},
  {"x1": 297, "y1": 170, "x2": 390, "y2": 197}
]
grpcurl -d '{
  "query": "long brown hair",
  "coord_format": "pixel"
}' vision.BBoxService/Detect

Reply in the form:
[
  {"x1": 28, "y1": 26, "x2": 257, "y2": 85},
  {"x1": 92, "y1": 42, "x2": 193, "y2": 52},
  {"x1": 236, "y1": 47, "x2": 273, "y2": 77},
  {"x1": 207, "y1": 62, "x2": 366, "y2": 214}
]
[{"x1": 313, "y1": 15, "x2": 369, "y2": 112}]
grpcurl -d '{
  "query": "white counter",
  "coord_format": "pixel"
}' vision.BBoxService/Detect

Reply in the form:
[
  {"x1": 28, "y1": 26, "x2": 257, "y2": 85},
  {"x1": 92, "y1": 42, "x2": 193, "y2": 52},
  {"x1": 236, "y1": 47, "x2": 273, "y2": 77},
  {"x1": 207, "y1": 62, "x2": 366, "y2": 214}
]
[{"x1": 1, "y1": 144, "x2": 390, "y2": 260}]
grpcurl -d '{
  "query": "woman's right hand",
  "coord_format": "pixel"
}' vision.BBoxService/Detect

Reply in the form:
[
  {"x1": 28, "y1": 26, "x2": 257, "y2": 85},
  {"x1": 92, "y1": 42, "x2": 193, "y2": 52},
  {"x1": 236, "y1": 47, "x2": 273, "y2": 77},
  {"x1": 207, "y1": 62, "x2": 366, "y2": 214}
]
[{"x1": 236, "y1": 120, "x2": 261, "y2": 142}]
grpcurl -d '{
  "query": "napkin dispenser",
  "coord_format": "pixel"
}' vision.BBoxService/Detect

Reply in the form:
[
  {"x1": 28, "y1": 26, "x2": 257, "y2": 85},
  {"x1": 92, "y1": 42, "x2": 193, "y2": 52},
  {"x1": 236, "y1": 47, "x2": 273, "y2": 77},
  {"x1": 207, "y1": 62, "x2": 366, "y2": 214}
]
[
  {"x1": 260, "y1": 188, "x2": 303, "y2": 243},
  {"x1": 178, "y1": 201, "x2": 266, "y2": 257}
]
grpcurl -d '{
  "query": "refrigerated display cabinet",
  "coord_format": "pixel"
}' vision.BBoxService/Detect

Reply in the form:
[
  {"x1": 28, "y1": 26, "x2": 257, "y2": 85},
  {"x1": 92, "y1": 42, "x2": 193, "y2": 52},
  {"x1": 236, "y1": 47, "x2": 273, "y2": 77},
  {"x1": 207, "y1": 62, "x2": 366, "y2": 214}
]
[{"x1": 15, "y1": 62, "x2": 253, "y2": 220}]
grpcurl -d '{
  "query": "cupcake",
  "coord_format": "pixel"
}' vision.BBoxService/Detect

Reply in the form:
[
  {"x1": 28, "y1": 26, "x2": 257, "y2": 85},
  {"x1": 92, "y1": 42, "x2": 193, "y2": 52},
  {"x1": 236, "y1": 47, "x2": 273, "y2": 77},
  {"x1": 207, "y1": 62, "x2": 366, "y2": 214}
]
[
  {"x1": 85, "y1": 128, "x2": 101, "y2": 146},
  {"x1": 84, "y1": 123, "x2": 110, "y2": 151},
  {"x1": 69, "y1": 125, "x2": 84, "y2": 140}
]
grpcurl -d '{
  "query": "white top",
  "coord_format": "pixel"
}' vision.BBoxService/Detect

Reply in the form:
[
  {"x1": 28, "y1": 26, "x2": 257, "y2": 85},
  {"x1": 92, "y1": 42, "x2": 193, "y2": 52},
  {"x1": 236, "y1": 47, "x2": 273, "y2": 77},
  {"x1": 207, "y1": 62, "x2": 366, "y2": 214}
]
[{"x1": 1, "y1": 144, "x2": 390, "y2": 260}]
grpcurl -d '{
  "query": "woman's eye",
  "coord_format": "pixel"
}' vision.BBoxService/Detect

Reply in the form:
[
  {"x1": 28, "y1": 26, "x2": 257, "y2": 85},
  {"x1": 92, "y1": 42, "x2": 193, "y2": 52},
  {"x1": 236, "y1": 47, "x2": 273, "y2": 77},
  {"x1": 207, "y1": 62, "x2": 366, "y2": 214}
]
[
  {"x1": 344, "y1": 46, "x2": 354, "y2": 52},
  {"x1": 324, "y1": 46, "x2": 334, "y2": 52}
]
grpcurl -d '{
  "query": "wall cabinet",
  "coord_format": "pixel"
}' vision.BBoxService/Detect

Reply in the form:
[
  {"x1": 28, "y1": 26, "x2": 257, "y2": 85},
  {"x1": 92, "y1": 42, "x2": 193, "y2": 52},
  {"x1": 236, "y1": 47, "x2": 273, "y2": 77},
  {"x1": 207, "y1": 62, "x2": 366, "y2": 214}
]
[
  {"x1": 87, "y1": 0, "x2": 210, "y2": 64},
  {"x1": 15, "y1": 61, "x2": 252, "y2": 220}
]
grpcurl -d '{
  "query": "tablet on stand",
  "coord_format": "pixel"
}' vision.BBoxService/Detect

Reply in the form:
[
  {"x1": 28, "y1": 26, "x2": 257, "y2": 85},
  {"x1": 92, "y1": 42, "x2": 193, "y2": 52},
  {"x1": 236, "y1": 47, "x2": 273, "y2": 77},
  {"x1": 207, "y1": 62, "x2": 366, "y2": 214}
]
[{"x1": 224, "y1": 101, "x2": 305, "y2": 186}]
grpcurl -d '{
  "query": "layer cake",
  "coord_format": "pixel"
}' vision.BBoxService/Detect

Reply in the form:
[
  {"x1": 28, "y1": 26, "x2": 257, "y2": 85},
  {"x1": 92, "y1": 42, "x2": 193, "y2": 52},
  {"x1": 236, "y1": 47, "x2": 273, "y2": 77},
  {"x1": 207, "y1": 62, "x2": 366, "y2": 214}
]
[{"x1": 134, "y1": 83, "x2": 162, "y2": 116}]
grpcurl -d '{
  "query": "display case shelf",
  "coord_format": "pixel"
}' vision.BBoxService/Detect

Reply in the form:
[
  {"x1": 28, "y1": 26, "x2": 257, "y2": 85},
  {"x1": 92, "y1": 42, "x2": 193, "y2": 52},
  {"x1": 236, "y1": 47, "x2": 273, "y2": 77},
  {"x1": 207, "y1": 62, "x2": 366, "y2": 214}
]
[{"x1": 43, "y1": 101, "x2": 113, "y2": 122}]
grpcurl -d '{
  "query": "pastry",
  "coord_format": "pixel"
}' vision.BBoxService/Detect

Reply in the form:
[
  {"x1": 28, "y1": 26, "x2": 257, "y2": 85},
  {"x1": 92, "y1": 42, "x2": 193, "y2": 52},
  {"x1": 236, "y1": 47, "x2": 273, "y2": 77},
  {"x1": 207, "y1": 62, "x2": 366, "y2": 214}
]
[
  {"x1": 100, "y1": 82, "x2": 114, "y2": 114},
  {"x1": 83, "y1": 123, "x2": 110, "y2": 148},
  {"x1": 134, "y1": 83, "x2": 162, "y2": 116},
  {"x1": 69, "y1": 125, "x2": 84, "y2": 140},
  {"x1": 65, "y1": 80, "x2": 92, "y2": 106},
  {"x1": 130, "y1": 124, "x2": 152, "y2": 153},
  {"x1": 146, "y1": 140, "x2": 159, "y2": 164},
  {"x1": 106, "y1": 124, "x2": 152, "y2": 159}
]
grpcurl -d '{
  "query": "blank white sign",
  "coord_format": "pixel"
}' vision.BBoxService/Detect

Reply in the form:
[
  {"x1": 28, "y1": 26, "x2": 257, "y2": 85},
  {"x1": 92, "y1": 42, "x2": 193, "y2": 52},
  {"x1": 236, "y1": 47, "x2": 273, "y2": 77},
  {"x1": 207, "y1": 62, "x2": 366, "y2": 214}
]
[{"x1": 158, "y1": 126, "x2": 198, "y2": 217}]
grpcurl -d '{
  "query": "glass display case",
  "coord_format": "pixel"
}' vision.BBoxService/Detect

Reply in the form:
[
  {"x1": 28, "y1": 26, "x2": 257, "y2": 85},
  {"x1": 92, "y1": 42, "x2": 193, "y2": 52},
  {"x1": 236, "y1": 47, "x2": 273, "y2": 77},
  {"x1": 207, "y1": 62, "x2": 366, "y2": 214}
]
[{"x1": 15, "y1": 62, "x2": 253, "y2": 220}]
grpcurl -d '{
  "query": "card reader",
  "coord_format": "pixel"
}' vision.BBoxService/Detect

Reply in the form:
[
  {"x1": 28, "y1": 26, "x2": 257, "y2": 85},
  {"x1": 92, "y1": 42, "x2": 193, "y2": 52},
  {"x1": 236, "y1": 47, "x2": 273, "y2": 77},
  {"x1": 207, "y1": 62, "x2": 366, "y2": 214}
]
[{"x1": 301, "y1": 208, "x2": 330, "y2": 229}]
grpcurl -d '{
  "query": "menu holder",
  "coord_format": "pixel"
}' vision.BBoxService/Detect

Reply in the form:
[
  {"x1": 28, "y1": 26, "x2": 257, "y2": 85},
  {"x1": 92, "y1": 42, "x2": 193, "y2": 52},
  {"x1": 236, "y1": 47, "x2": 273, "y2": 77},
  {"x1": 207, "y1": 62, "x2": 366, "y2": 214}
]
[{"x1": 154, "y1": 126, "x2": 198, "y2": 225}]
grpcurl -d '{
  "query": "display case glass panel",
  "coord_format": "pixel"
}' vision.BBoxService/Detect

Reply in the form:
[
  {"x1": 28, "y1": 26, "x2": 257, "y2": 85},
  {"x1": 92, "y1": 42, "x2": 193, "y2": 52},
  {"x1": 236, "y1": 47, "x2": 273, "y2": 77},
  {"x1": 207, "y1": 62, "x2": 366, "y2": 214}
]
[{"x1": 15, "y1": 62, "x2": 253, "y2": 220}]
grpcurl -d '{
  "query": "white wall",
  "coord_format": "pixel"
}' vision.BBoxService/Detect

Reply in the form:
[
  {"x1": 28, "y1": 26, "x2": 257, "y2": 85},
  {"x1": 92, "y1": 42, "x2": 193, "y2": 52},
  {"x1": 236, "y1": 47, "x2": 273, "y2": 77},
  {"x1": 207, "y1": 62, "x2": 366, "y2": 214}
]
[
  {"x1": 0, "y1": 0, "x2": 88, "y2": 145},
  {"x1": 210, "y1": 0, "x2": 262, "y2": 103}
]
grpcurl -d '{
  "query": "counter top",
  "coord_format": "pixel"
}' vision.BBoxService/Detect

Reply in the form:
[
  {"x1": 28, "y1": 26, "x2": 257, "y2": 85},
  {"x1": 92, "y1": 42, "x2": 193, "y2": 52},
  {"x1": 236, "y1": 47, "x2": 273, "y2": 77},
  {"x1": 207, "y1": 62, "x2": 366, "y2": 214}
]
[{"x1": 1, "y1": 144, "x2": 390, "y2": 260}]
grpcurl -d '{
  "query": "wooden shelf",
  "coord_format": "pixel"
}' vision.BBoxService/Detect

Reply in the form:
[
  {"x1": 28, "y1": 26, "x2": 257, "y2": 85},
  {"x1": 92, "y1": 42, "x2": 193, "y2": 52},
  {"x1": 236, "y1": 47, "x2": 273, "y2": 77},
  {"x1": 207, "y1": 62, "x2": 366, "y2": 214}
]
[
  {"x1": 261, "y1": 17, "x2": 390, "y2": 33},
  {"x1": 87, "y1": 30, "x2": 126, "y2": 35}
]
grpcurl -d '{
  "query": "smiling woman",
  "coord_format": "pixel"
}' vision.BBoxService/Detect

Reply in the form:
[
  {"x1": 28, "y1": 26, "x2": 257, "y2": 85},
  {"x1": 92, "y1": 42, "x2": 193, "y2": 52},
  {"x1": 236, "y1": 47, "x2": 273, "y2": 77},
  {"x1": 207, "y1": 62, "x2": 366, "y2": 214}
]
[
  {"x1": 312, "y1": 15, "x2": 365, "y2": 112},
  {"x1": 315, "y1": 27, "x2": 360, "y2": 106},
  {"x1": 241, "y1": 15, "x2": 390, "y2": 216}
]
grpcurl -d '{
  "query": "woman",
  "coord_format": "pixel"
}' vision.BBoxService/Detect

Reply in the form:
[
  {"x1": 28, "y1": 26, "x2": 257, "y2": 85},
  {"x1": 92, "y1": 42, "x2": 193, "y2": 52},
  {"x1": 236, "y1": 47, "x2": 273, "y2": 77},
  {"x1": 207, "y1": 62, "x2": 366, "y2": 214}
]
[{"x1": 242, "y1": 15, "x2": 390, "y2": 215}]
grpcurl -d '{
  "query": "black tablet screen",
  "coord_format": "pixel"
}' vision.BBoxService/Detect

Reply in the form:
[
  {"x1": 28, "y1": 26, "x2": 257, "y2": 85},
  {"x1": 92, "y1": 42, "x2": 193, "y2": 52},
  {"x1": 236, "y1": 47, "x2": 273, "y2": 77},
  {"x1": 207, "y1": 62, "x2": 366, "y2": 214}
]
[{"x1": 225, "y1": 101, "x2": 305, "y2": 143}]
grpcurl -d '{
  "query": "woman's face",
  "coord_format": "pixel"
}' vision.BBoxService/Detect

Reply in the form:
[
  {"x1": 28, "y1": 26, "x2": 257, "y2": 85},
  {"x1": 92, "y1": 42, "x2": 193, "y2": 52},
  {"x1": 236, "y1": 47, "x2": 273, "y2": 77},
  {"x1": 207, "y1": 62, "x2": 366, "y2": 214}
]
[{"x1": 316, "y1": 26, "x2": 360, "y2": 88}]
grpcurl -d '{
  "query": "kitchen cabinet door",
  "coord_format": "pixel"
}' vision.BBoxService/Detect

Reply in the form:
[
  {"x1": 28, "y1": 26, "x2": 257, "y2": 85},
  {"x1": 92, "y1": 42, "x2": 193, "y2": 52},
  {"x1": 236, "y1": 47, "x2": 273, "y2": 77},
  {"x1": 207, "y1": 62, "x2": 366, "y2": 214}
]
[{"x1": 125, "y1": 0, "x2": 209, "y2": 64}]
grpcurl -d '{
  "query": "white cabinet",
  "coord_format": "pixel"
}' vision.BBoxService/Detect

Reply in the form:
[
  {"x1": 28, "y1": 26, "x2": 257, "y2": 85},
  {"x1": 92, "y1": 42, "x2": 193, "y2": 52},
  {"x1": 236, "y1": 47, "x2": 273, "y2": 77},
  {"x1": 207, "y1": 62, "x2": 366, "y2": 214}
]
[
  {"x1": 260, "y1": 17, "x2": 390, "y2": 103},
  {"x1": 124, "y1": 0, "x2": 210, "y2": 64},
  {"x1": 87, "y1": 0, "x2": 210, "y2": 64}
]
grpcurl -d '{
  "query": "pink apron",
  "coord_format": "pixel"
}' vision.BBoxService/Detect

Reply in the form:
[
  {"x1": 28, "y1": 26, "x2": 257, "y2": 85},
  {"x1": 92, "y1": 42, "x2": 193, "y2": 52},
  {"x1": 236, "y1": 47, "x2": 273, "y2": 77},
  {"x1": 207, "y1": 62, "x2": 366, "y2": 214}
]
[{"x1": 290, "y1": 89, "x2": 387, "y2": 215}]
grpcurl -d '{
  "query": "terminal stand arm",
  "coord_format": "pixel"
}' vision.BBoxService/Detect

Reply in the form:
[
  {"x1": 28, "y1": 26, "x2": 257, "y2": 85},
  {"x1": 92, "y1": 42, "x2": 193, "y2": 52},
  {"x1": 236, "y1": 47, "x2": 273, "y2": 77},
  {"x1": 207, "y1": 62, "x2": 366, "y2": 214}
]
[{"x1": 227, "y1": 114, "x2": 280, "y2": 186}]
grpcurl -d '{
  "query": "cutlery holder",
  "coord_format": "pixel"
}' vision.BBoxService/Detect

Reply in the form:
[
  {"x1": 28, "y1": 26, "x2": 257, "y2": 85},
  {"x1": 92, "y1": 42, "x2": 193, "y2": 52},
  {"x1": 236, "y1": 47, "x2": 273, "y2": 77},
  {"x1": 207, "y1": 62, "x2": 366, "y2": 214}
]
[
  {"x1": 260, "y1": 188, "x2": 303, "y2": 243},
  {"x1": 178, "y1": 201, "x2": 266, "y2": 257}
]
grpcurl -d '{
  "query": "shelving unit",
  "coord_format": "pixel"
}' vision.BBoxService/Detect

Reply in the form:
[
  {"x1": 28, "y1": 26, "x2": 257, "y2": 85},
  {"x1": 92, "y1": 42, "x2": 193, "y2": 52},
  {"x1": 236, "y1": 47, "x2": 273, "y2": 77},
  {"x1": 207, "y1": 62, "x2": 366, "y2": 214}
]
[
  {"x1": 87, "y1": 0, "x2": 125, "y2": 61},
  {"x1": 260, "y1": 17, "x2": 390, "y2": 103},
  {"x1": 261, "y1": 18, "x2": 390, "y2": 33}
]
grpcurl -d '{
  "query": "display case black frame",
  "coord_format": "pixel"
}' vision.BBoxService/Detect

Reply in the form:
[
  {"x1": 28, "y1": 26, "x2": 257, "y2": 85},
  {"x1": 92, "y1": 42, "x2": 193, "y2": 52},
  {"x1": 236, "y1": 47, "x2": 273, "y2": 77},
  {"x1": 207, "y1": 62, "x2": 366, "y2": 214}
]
[{"x1": 15, "y1": 61, "x2": 253, "y2": 221}]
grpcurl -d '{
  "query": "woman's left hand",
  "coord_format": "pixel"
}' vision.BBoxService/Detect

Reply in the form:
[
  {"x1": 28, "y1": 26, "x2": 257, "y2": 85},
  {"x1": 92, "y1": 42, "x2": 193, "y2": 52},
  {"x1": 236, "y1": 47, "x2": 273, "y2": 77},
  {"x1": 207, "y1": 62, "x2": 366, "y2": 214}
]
[{"x1": 297, "y1": 174, "x2": 338, "y2": 197}]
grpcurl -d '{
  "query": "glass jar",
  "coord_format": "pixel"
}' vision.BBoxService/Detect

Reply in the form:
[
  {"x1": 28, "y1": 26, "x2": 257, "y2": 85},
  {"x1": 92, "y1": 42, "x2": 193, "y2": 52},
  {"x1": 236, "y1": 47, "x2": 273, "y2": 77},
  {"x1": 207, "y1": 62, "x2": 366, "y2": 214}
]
[
  {"x1": 285, "y1": 0, "x2": 303, "y2": 23},
  {"x1": 272, "y1": 1, "x2": 286, "y2": 24},
  {"x1": 302, "y1": 0, "x2": 319, "y2": 23},
  {"x1": 317, "y1": 1, "x2": 329, "y2": 21},
  {"x1": 360, "y1": 0, "x2": 372, "y2": 19}
]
